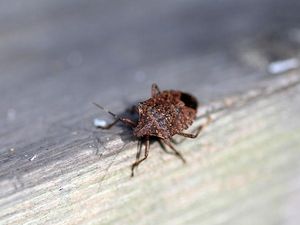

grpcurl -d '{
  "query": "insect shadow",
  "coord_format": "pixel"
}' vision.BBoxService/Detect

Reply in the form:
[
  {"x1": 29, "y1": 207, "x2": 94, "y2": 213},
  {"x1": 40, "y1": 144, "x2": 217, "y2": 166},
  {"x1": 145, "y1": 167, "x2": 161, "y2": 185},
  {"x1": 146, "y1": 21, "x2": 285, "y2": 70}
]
[{"x1": 94, "y1": 83, "x2": 211, "y2": 176}]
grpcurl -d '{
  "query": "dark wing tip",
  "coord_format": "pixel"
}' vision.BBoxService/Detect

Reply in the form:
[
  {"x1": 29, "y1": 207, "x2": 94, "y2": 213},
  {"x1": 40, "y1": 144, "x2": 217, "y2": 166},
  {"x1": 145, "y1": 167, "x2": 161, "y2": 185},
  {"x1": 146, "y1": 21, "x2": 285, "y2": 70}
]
[{"x1": 180, "y1": 92, "x2": 198, "y2": 110}]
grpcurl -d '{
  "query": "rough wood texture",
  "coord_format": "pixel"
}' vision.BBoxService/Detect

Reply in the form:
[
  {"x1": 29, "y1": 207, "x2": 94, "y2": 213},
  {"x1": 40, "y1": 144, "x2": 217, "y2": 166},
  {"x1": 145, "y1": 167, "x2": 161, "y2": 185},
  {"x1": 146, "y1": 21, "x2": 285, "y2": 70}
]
[{"x1": 1, "y1": 1, "x2": 300, "y2": 225}]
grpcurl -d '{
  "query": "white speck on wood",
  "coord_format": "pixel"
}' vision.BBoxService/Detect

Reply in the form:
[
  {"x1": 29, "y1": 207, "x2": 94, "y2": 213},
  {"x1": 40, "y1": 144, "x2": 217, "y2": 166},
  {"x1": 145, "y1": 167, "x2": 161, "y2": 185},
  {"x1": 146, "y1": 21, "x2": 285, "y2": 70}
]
[
  {"x1": 268, "y1": 58, "x2": 299, "y2": 74},
  {"x1": 93, "y1": 118, "x2": 108, "y2": 127}
]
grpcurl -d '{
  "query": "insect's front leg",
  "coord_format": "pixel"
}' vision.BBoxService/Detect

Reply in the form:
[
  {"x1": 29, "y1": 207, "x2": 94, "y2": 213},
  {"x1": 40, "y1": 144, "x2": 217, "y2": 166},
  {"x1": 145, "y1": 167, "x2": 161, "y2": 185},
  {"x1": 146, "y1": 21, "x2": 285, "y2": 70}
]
[
  {"x1": 97, "y1": 117, "x2": 136, "y2": 129},
  {"x1": 97, "y1": 119, "x2": 119, "y2": 129}
]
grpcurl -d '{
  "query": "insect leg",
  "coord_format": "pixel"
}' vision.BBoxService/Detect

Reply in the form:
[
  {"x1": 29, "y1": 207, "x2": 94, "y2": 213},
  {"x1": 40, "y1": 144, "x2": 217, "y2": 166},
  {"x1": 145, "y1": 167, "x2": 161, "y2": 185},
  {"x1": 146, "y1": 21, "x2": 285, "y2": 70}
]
[
  {"x1": 131, "y1": 137, "x2": 150, "y2": 176},
  {"x1": 98, "y1": 117, "x2": 136, "y2": 129},
  {"x1": 178, "y1": 115, "x2": 212, "y2": 138},
  {"x1": 158, "y1": 139, "x2": 173, "y2": 153},
  {"x1": 97, "y1": 119, "x2": 119, "y2": 129},
  {"x1": 170, "y1": 138, "x2": 180, "y2": 145},
  {"x1": 159, "y1": 139, "x2": 182, "y2": 156},
  {"x1": 177, "y1": 126, "x2": 203, "y2": 138},
  {"x1": 93, "y1": 102, "x2": 136, "y2": 128},
  {"x1": 135, "y1": 140, "x2": 143, "y2": 161},
  {"x1": 119, "y1": 117, "x2": 137, "y2": 127},
  {"x1": 151, "y1": 83, "x2": 161, "y2": 97},
  {"x1": 161, "y1": 139, "x2": 186, "y2": 163}
]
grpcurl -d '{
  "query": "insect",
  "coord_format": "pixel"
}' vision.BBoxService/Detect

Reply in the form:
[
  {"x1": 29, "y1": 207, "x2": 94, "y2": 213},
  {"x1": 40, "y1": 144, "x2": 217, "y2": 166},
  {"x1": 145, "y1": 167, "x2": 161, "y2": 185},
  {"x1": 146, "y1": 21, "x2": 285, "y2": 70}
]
[{"x1": 94, "y1": 83, "x2": 210, "y2": 176}]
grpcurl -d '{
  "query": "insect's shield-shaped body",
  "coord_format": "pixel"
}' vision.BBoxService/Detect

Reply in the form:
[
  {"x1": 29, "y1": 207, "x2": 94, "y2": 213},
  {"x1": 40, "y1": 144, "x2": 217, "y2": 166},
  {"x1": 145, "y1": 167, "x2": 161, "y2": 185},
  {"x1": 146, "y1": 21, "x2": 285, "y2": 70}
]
[{"x1": 133, "y1": 90, "x2": 198, "y2": 139}]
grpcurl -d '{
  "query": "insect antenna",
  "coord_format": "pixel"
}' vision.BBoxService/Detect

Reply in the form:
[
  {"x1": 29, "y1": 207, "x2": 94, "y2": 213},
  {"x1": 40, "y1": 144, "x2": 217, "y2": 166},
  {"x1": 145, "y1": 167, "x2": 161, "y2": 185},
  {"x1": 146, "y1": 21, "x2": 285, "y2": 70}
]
[{"x1": 93, "y1": 102, "x2": 119, "y2": 119}]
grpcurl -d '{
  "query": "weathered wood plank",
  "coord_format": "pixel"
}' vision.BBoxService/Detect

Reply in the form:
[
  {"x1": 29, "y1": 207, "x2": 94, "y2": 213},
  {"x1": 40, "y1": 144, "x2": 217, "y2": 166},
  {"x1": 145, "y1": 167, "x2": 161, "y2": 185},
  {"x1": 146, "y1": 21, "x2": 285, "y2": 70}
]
[
  {"x1": 1, "y1": 72, "x2": 300, "y2": 225},
  {"x1": 1, "y1": 1, "x2": 300, "y2": 224}
]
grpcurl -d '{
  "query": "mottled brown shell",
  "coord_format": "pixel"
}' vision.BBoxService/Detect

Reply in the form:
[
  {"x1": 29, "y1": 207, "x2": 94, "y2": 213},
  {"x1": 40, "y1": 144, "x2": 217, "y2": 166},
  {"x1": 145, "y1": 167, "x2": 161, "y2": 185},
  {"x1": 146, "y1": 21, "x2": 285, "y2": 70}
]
[{"x1": 133, "y1": 90, "x2": 198, "y2": 139}]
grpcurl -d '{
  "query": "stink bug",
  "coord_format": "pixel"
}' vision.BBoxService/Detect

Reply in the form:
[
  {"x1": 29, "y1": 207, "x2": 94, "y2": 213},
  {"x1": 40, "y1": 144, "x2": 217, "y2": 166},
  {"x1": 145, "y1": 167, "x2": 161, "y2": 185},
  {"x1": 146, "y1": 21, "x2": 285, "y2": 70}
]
[{"x1": 94, "y1": 83, "x2": 210, "y2": 176}]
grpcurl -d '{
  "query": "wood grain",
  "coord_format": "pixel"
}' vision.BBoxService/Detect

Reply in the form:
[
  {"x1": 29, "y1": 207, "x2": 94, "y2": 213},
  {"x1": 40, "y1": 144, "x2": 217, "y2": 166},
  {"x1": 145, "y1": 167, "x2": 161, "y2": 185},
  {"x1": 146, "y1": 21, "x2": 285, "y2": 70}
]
[
  {"x1": 2, "y1": 72, "x2": 300, "y2": 225},
  {"x1": 1, "y1": 1, "x2": 300, "y2": 225}
]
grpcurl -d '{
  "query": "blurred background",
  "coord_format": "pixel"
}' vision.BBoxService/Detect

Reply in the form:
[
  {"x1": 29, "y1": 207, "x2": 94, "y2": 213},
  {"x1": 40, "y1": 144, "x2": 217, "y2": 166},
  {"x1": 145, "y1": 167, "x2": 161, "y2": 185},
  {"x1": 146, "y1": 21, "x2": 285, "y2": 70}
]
[
  {"x1": 0, "y1": 0, "x2": 300, "y2": 136},
  {"x1": 2, "y1": 0, "x2": 300, "y2": 111},
  {"x1": 1, "y1": 1, "x2": 300, "y2": 224},
  {"x1": 2, "y1": 0, "x2": 300, "y2": 145}
]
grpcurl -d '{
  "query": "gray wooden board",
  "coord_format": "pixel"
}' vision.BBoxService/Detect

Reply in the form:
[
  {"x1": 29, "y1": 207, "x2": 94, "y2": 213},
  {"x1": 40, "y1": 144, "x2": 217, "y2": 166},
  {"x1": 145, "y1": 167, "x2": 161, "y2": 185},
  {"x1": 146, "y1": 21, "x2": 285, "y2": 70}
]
[{"x1": 1, "y1": 1, "x2": 300, "y2": 224}]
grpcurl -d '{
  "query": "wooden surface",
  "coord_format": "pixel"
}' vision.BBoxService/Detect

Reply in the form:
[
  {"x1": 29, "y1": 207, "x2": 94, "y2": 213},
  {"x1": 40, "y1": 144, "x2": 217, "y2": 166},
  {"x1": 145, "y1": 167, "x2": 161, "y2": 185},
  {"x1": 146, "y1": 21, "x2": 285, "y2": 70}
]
[{"x1": 1, "y1": 1, "x2": 300, "y2": 225}]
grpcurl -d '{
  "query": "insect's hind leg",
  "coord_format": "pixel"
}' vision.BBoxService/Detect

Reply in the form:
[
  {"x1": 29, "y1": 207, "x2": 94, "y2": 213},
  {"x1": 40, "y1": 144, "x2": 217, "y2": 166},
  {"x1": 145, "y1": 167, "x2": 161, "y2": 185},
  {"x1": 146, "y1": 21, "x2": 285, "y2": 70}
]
[
  {"x1": 160, "y1": 139, "x2": 186, "y2": 163},
  {"x1": 151, "y1": 83, "x2": 161, "y2": 97},
  {"x1": 131, "y1": 137, "x2": 150, "y2": 177}
]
